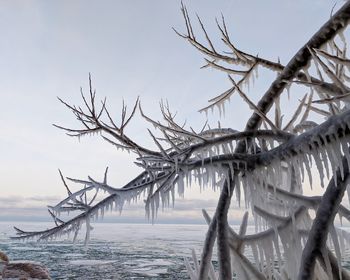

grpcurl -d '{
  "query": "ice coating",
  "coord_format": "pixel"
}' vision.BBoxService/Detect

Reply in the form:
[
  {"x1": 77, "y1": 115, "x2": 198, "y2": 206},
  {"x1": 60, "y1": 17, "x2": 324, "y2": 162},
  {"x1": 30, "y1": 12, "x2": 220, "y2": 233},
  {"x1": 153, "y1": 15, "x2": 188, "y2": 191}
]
[{"x1": 11, "y1": 2, "x2": 350, "y2": 279}]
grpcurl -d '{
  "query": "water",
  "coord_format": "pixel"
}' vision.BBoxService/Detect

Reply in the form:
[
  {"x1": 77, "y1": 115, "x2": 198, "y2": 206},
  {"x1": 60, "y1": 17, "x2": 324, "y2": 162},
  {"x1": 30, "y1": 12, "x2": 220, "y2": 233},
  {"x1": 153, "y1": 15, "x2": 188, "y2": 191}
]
[
  {"x1": 1, "y1": 222, "x2": 350, "y2": 279},
  {"x1": 0, "y1": 222, "x2": 210, "y2": 279}
]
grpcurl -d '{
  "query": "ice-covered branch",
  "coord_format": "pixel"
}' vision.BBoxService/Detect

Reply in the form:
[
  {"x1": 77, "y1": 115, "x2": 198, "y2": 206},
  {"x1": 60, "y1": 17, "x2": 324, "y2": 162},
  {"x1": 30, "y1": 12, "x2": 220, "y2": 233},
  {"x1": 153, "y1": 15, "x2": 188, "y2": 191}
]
[
  {"x1": 13, "y1": 2, "x2": 350, "y2": 279},
  {"x1": 55, "y1": 76, "x2": 160, "y2": 157},
  {"x1": 244, "y1": 2, "x2": 350, "y2": 134},
  {"x1": 298, "y1": 155, "x2": 350, "y2": 279}
]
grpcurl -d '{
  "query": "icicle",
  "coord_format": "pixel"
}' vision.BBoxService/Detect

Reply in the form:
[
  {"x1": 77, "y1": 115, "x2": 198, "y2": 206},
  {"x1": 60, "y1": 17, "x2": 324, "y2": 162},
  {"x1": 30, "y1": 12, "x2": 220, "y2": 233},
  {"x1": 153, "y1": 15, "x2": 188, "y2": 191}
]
[
  {"x1": 329, "y1": 40, "x2": 337, "y2": 55},
  {"x1": 304, "y1": 68, "x2": 312, "y2": 82},
  {"x1": 215, "y1": 144, "x2": 220, "y2": 156},
  {"x1": 228, "y1": 141, "x2": 234, "y2": 154},
  {"x1": 292, "y1": 156, "x2": 304, "y2": 186},
  {"x1": 175, "y1": 157, "x2": 178, "y2": 172},
  {"x1": 101, "y1": 207, "x2": 105, "y2": 220},
  {"x1": 323, "y1": 41, "x2": 329, "y2": 52},
  {"x1": 191, "y1": 249, "x2": 199, "y2": 275},
  {"x1": 228, "y1": 162, "x2": 234, "y2": 179},
  {"x1": 332, "y1": 136, "x2": 344, "y2": 180},
  {"x1": 203, "y1": 167, "x2": 209, "y2": 188},
  {"x1": 320, "y1": 146, "x2": 330, "y2": 179},
  {"x1": 326, "y1": 144, "x2": 338, "y2": 186},
  {"x1": 347, "y1": 184, "x2": 350, "y2": 206},
  {"x1": 253, "y1": 210, "x2": 259, "y2": 234},
  {"x1": 189, "y1": 170, "x2": 193, "y2": 186},
  {"x1": 233, "y1": 175, "x2": 240, "y2": 207},
  {"x1": 226, "y1": 175, "x2": 230, "y2": 197},
  {"x1": 273, "y1": 227, "x2": 282, "y2": 269},
  {"x1": 302, "y1": 153, "x2": 313, "y2": 189},
  {"x1": 231, "y1": 253, "x2": 248, "y2": 280},
  {"x1": 313, "y1": 148, "x2": 325, "y2": 188},
  {"x1": 209, "y1": 148, "x2": 213, "y2": 164},
  {"x1": 340, "y1": 214, "x2": 344, "y2": 227},
  {"x1": 200, "y1": 150, "x2": 205, "y2": 167},
  {"x1": 338, "y1": 29, "x2": 347, "y2": 49},
  {"x1": 329, "y1": 225, "x2": 342, "y2": 280},
  {"x1": 262, "y1": 239, "x2": 274, "y2": 279},
  {"x1": 217, "y1": 103, "x2": 222, "y2": 117},
  {"x1": 286, "y1": 83, "x2": 291, "y2": 99},
  {"x1": 185, "y1": 171, "x2": 189, "y2": 187},
  {"x1": 252, "y1": 140, "x2": 257, "y2": 154},
  {"x1": 244, "y1": 137, "x2": 248, "y2": 153},
  {"x1": 341, "y1": 138, "x2": 350, "y2": 173},
  {"x1": 84, "y1": 217, "x2": 91, "y2": 246},
  {"x1": 277, "y1": 161, "x2": 283, "y2": 188},
  {"x1": 184, "y1": 257, "x2": 197, "y2": 280},
  {"x1": 177, "y1": 174, "x2": 184, "y2": 197},
  {"x1": 337, "y1": 228, "x2": 346, "y2": 254},
  {"x1": 250, "y1": 243, "x2": 260, "y2": 273},
  {"x1": 257, "y1": 245, "x2": 265, "y2": 273},
  {"x1": 258, "y1": 138, "x2": 264, "y2": 152},
  {"x1": 321, "y1": 247, "x2": 333, "y2": 280},
  {"x1": 150, "y1": 197, "x2": 155, "y2": 222},
  {"x1": 171, "y1": 186, "x2": 175, "y2": 208},
  {"x1": 242, "y1": 176, "x2": 249, "y2": 208}
]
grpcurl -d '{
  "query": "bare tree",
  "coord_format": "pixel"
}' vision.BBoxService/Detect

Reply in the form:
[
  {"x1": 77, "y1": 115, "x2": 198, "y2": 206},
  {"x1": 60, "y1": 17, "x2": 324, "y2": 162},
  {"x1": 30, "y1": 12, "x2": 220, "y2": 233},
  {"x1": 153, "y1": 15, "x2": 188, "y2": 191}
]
[{"x1": 12, "y1": 2, "x2": 350, "y2": 279}]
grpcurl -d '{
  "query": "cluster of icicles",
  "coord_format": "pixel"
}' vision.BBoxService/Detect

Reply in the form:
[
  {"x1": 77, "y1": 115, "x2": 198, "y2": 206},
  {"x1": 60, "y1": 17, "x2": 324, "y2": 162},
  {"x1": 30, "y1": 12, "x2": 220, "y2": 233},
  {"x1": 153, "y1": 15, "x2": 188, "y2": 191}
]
[
  {"x1": 141, "y1": 110, "x2": 350, "y2": 215},
  {"x1": 12, "y1": 108, "x2": 350, "y2": 279},
  {"x1": 43, "y1": 110, "x2": 350, "y2": 229},
  {"x1": 182, "y1": 114, "x2": 350, "y2": 278},
  {"x1": 185, "y1": 207, "x2": 350, "y2": 280}
]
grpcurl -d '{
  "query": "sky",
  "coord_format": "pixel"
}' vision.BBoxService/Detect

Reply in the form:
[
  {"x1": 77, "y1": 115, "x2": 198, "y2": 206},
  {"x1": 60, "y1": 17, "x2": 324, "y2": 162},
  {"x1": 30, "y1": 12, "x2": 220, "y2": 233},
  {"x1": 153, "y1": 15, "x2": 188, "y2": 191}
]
[{"x1": 0, "y1": 0, "x2": 341, "y2": 224}]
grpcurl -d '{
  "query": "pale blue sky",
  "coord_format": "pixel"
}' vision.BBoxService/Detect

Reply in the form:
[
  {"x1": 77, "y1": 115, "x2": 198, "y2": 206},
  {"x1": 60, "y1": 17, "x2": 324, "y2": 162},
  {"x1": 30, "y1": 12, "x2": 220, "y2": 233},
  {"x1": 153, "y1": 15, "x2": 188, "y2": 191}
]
[{"x1": 0, "y1": 0, "x2": 338, "y2": 222}]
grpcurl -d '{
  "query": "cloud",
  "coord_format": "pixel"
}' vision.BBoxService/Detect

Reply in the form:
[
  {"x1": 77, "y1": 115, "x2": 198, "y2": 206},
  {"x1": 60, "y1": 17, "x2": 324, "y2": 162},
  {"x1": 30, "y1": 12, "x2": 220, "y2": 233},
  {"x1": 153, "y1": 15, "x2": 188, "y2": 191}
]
[
  {"x1": 0, "y1": 194, "x2": 247, "y2": 224},
  {"x1": 0, "y1": 195, "x2": 61, "y2": 208}
]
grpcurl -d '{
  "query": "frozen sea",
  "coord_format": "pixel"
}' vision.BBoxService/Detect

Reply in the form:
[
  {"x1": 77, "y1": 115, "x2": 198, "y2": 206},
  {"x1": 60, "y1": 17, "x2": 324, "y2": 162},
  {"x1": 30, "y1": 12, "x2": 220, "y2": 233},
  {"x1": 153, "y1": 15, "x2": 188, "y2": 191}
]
[
  {"x1": 1, "y1": 222, "x2": 350, "y2": 279},
  {"x1": 0, "y1": 222, "x2": 212, "y2": 279}
]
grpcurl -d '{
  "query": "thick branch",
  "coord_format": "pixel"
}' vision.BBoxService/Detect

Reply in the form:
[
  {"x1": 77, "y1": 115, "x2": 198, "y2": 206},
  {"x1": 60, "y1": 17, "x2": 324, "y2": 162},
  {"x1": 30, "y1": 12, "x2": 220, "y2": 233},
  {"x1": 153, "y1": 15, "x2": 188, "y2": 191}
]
[
  {"x1": 298, "y1": 155, "x2": 350, "y2": 279},
  {"x1": 203, "y1": 4, "x2": 350, "y2": 279},
  {"x1": 244, "y1": 2, "x2": 350, "y2": 133}
]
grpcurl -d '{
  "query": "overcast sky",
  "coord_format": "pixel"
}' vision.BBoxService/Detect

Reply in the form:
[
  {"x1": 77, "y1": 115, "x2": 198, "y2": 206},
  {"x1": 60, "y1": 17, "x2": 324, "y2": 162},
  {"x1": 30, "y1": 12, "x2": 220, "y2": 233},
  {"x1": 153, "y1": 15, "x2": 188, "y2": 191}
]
[{"x1": 0, "y1": 0, "x2": 339, "y2": 223}]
